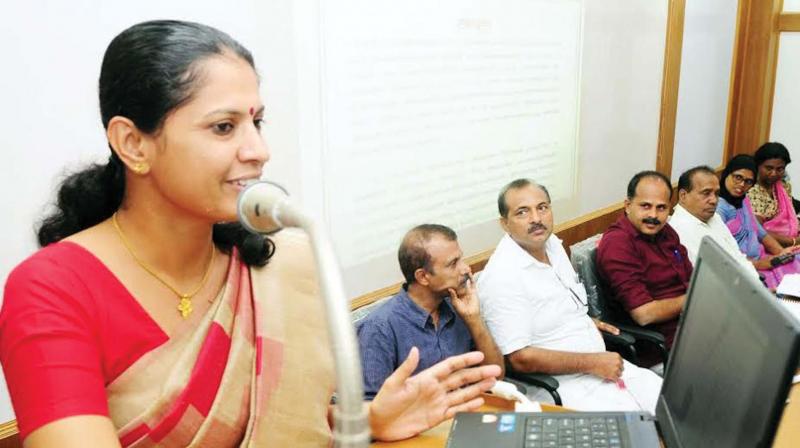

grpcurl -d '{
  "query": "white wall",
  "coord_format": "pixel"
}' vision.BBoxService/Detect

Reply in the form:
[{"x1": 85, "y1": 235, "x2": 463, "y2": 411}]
[
  {"x1": 0, "y1": 374, "x2": 8, "y2": 423},
  {"x1": 575, "y1": 1, "x2": 665, "y2": 213},
  {"x1": 670, "y1": 0, "x2": 738, "y2": 179},
  {"x1": 0, "y1": 0, "x2": 304, "y2": 293},
  {"x1": 303, "y1": 0, "x2": 670, "y2": 296},
  {"x1": 771, "y1": 33, "x2": 800, "y2": 185},
  {"x1": 785, "y1": 0, "x2": 800, "y2": 12}
]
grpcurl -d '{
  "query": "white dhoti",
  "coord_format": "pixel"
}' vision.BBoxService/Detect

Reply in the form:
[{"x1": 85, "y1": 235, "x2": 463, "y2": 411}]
[{"x1": 527, "y1": 361, "x2": 662, "y2": 415}]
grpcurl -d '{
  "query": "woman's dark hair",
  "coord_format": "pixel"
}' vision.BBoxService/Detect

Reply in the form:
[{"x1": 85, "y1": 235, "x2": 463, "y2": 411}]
[
  {"x1": 754, "y1": 142, "x2": 791, "y2": 168},
  {"x1": 719, "y1": 154, "x2": 757, "y2": 209},
  {"x1": 37, "y1": 20, "x2": 273, "y2": 266}
]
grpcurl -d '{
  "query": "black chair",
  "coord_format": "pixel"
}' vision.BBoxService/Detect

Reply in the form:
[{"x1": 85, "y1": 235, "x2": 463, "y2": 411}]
[
  {"x1": 504, "y1": 364, "x2": 562, "y2": 406},
  {"x1": 350, "y1": 283, "x2": 635, "y2": 407},
  {"x1": 570, "y1": 235, "x2": 669, "y2": 366},
  {"x1": 503, "y1": 328, "x2": 635, "y2": 407},
  {"x1": 350, "y1": 295, "x2": 532, "y2": 398}
]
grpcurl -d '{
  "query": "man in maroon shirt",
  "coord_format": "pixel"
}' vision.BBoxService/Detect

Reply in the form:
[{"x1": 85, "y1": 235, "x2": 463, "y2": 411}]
[{"x1": 596, "y1": 171, "x2": 693, "y2": 365}]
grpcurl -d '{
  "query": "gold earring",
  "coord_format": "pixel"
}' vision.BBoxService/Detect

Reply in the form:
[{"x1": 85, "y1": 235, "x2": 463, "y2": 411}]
[{"x1": 132, "y1": 162, "x2": 150, "y2": 175}]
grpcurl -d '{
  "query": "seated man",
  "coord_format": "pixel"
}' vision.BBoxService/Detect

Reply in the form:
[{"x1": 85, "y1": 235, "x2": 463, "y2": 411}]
[
  {"x1": 357, "y1": 224, "x2": 504, "y2": 399},
  {"x1": 669, "y1": 165, "x2": 759, "y2": 279},
  {"x1": 478, "y1": 179, "x2": 661, "y2": 413},
  {"x1": 597, "y1": 171, "x2": 692, "y2": 364}
]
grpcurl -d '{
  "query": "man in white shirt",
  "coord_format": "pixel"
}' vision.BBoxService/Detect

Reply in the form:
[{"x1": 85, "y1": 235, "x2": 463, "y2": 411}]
[
  {"x1": 669, "y1": 165, "x2": 760, "y2": 279},
  {"x1": 477, "y1": 178, "x2": 662, "y2": 413}
]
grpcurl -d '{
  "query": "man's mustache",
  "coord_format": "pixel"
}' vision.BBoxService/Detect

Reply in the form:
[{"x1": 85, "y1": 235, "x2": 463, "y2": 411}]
[
  {"x1": 528, "y1": 223, "x2": 547, "y2": 234},
  {"x1": 642, "y1": 217, "x2": 662, "y2": 225}
]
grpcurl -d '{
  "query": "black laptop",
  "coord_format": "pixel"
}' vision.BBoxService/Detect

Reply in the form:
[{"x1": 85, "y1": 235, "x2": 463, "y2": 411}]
[{"x1": 446, "y1": 237, "x2": 800, "y2": 448}]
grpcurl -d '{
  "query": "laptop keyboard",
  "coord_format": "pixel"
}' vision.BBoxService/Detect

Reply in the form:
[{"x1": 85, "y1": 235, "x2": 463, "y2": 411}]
[{"x1": 524, "y1": 416, "x2": 623, "y2": 448}]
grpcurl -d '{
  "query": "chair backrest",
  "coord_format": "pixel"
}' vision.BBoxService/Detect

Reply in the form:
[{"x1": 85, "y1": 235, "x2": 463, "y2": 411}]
[
  {"x1": 569, "y1": 234, "x2": 614, "y2": 320},
  {"x1": 351, "y1": 295, "x2": 393, "y2": 325}
]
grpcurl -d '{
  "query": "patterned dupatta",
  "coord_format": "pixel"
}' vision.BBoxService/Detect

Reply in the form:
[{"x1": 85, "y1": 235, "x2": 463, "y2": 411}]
[
  {"x1": 725, "y1": 198, "x2": 800, "y2": 289},
  {"x1": 763, "y1": 181, "x2": 799, "y2": 238},
  {"x1": 107, "y1": 229, "x2": 335, "y2": 447},
  {"x1": 725, "y1": 197, "x2": 766, "y2": 260}
]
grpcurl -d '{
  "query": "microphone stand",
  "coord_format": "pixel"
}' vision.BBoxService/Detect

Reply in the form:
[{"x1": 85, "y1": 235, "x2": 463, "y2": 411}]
[{"x1": 238, "y1": 182, "x2": 370, "y2": 448}]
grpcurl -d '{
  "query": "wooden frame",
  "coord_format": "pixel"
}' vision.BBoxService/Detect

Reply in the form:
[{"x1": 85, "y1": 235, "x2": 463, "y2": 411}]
[
  {"x1": 0, "y1": 421, "x2": 19, "y2": 448},
  {"x1": 725, "y1": 2, "x2": 800, "y2": 162},
  {"x1": 655, "y1": 0, "x2": 687, "y2": 177},
  {"x1": 725, "y1": 0, "x2": 784, "y2": 160},
  {"x1": 778, "y1": 13, "x2": 800, "y2": 31}
]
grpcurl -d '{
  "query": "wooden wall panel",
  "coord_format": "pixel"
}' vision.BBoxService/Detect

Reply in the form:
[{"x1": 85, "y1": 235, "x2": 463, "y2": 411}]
[
  {"x1": 725, "y1": 0, "x2": 784, "y2": 159},
  {"x1": 656, "y1": 0, "x2": 687, "y2": 176},
  {"x1": 0, "y1": 421, "x2": 19, "y2": 448},
  {"x1": 778, "y1": 13, "x2": 800, "y2": 31}
]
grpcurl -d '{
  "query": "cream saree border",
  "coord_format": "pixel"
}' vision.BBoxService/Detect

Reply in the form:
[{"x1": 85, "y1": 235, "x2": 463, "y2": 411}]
[{"x1": 108, "y1": 229, "x2": 335, "y2": 447}]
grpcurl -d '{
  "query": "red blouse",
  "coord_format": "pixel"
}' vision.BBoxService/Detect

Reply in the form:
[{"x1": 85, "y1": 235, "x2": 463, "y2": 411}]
[{"x1": 0, "y1": 242, "x2": 168, "y2": 439}]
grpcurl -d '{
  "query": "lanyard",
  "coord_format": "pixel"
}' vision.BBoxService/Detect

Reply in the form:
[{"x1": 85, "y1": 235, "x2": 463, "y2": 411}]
[{"x1": 554, "y1": 269, "x2": 588, "y2": 311}]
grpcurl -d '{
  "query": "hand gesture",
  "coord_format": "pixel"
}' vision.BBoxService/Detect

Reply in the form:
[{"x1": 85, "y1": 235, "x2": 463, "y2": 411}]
[
  {"x1": 752, "y1": 257, "x2": 773, "y2": 270},
  {"x1": 448, "y1": 273, "x2": 480, "y2": 321},
  {"x1": 368, "y1": 348, "x2": 501, "y2": 442}
]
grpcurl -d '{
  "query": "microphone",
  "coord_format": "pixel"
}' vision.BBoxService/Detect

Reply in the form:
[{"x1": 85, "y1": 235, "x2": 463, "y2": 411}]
[
  {"x1": 237, "y1": 180, "x2": 301, "y2": 234},
  {"x1": 237, "y1": 181, "x2": 370, "y2": 448}
]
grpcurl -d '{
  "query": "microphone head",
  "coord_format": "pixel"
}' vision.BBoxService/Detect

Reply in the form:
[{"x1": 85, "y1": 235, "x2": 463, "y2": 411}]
[{"x1": 237, "y1": 180, "x2": 291, "y2": 234}]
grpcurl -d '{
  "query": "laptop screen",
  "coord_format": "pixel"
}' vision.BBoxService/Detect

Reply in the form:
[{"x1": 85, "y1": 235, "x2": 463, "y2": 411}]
[{"x1": 656, "y1": 237, "x2": 800, "y2": 448}]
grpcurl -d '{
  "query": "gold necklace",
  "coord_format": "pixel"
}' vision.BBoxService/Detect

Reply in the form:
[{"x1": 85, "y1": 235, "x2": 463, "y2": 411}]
[{"x1": 111, "y1": 212, "x2": 215, "y2": 319}]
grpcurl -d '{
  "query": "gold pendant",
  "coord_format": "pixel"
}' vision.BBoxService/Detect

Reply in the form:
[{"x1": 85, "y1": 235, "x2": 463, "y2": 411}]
[{"x1": 178, "y1": 296, "x2": 193, "y2": 319}]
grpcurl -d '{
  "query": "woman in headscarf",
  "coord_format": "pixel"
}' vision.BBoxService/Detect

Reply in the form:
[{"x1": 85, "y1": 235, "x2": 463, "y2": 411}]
[{"x1": 717, "y1": 154, "x2": 800, "y2": 289}]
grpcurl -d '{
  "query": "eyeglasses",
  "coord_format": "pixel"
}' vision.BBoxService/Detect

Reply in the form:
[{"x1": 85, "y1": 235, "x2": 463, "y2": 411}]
[{"x1": 730, "y1": 173, "x2": 755, "y2": 187}]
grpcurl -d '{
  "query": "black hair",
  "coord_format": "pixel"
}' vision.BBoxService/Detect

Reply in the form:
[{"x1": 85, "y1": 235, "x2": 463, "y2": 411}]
[
  {"x1": 497, "y1": 178, "x2": 551, "y2": 218},
  {"x1": 37, "y1": 20, "x2": 272, "y2": 266},
  {"x1": 398, "y1": 224, "x2": 457, "y2": 286},
  {"x1": 719, "y1": 154, "x2": 757, "y2": 209},
  {"x1": 677, "y1": 165, "x2": 716, "y2": 193},
  {"x1": 626, "y1": 170, "x2": 672, "y2": 200},
  {"x1": 753, "y1": 142, "x2": 791, "y2": 167}
]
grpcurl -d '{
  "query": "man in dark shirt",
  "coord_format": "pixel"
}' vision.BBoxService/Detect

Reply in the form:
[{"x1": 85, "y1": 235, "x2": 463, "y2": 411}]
[
  {"x1": 596, "y1": 171, "x2": 693, "y2": 364},
  {"x1": 357, "y1": 224, "x2": 504, "y2": 399}
]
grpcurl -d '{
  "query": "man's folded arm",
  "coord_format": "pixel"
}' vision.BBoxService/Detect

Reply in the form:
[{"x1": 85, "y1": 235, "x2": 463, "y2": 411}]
[
  {"x1": 507, "y1": 346, "x2": 622, "y2": 382},
  {"x1": 629, "y1": 295, "x2": 685, "y2": 326}
]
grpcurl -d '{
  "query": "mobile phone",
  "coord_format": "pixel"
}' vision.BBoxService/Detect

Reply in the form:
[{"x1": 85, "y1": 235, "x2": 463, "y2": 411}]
[{"x1": 770, "y1": 253, "x2": 795, "y2": 267}]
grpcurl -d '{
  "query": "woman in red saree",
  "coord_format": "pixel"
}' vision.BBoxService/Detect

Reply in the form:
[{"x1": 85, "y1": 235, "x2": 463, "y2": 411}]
[{"x1": 0, "y1": 20, "x2": 499, "y2": 448}]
